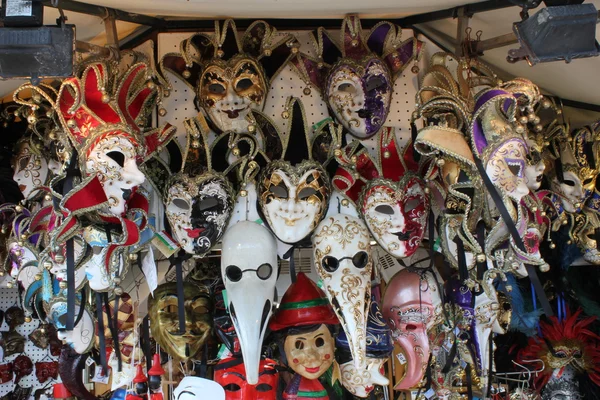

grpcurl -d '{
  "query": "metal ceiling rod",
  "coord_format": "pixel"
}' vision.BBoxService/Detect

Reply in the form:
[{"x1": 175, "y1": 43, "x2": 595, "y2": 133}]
[{"x1": 41, "y1": 0, "x2": 165, "y2": 27}]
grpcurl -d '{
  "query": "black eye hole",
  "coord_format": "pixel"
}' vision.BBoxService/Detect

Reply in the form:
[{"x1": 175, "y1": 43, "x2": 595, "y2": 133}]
[
  {"x1": 162, "y1": 304, "x2": 178, "y2": 314},
  {"x1": 502, "y1": 302, "x2": 512, "y2": 311},
  {"x1": 106, "y1": 151, "x2": 125, "y2": 167},
  {"x1": 404, "y1": 198, "x2": 420, "y2": 213},
  {"x1": 321, "y1": 256, "x2": 339, "y2": 273},
  {"x1": 223, "y1": 383, "x2": 241, "y2": 392},
  {"x1": 315, "y1": 337, "x2": 325, "y2": 347},
  {"x1": 352, "y1": 251, "x2": 369, "y2": 269},
  {"x1": 365, "y1": 76, "x2": 385, "y2": 92},
  {"x1": 507, "y1": 163, "x2": 521, "y2": 176},
  {"x1": 573, "y1": 350, "x2": 582, "y2": 358},
  {"x1": 375, "y1": 205, "x2": 394, "y2": 215},
  {"x1": 337, "y1": 83, "x2": 356, "y2": 93},
  {"x1": 563, "y1": 180, "x2": 575, "y2": 187},
  {"x1": 583, "y1": 178, "x2": 594, "y2": 186},
  {"x1": 255, "y1": 383, "x2": 273, "y2": 392},
  {"x1": 298, "y1": 187, "x2": 317, "y2": 200},
  {"x1": 269, "y1": 183, "x2": 288, "y2": 198},
  {"x1": 225, "y1": 265, "x2": 243, "y2": 282},
  {"x1": 199, "y1": 197, "x2": 219, "y2": 211},
  {"x1": 172, "y1": 198, "x2": 190, "y2": 210},
  {"x1": 18, "y1": 157, "x2": 29, "y2": 170},
  {"x1": 555, "y1": 350, "x2": 568, "y2": 358},
  {"x1": 209, "y1": 83, "x2": 226, "y2": 94},
  {"x1": 295, "y1": 340, "x2": 304, "y2": 350},
  {"x1": 236, "y1": 78, "x2": 254, "y2": 91},
  {"x1": 256, "y1": 263, "x2": 273, "y2": 280}
]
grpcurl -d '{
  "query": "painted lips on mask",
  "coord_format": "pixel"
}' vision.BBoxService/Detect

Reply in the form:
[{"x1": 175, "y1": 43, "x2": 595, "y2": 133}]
[
  {"x1": 222, "y1": 108, "x2": 245, "y2": 119},
  {"x1": 184, "y1": 227, "x2": 205, "y2": 238},
  {"x1": 392, "y1": 230, "x2": 411, "y2": 241}
]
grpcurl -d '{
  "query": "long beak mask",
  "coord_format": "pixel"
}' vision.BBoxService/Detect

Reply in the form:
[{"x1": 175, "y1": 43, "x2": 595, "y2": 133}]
[
  {"x1": 313, "y1": 213, "x2": 373, "y2": 369},
  {"x1": 220, "y1": 221, "x2": 278, "y2": 385}
]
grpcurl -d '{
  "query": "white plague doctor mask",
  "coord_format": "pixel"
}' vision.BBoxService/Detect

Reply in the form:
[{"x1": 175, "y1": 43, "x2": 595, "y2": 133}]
[
  {"x1": 220, "y1": 221, "x2": 278, "y2": 385},
  {"x1": 312, "y1": 213, "x2": 372, "y2": 369}
]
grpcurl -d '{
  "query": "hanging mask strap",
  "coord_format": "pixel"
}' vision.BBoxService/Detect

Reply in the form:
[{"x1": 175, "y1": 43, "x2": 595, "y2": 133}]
[
  {"x1": 476, "y1": 220, "x2": 487, "y2": 282},
  {"x1": 283, "y1": 246, "x2": 296, "y2": 283},
  {"x1": 103, "y1": 292, "x2": 122, "y2": 372},
  {"x1": 465, "y1": 364, "x2": 474, "y2": 400},
  {"x1": 64, "y1": 151, "x2": 80, "y2": 332},
  {"x1": 474, "y1": 158, "x2": 553, "y2": 317},
  {"x1": 95, "y1": 292, "x2": 108, "y2": 375},
  {"x1": 141, "y1": 315, "x2": 152, "y2": 369},
  {"x1": 455, "y1": 236, "x2": 468, "y2": 283}
]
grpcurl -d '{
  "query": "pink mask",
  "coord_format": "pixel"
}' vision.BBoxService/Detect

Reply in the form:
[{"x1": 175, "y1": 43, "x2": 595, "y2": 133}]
[{"x1": 382, "y1": 269, "x2": 440, "y2": 389}]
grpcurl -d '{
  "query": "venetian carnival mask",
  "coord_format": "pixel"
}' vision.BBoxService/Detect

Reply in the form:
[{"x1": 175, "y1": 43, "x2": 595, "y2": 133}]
[
  {"x1": 549, "y1": 127, "x2": 597, "y2": 213},
  {"x1": 35, "y1": 361, "x2": 59, "y2": 383},
  {"x1": 1, "y1": 330, "x2": 25, "y2": 357},
  {"x1": 55, "y1": 56, "x2": 171, "y2": 217},
  {"x1": 214, "y1": 358, "x2": 279, "y2": 400},
  {"x1": 313, "y1": 214, "x2": 372, "y2": 369},
  {"x1": 49, "y1": 299, "x2": 95, "y2": 354},
  {"x1": 541, "y1": 366, "x2": 581, "y2": 400},
  {"x1": 471, "y1": 89, "x2": 530, "y2": 203},
  {"x1": 334, "y1": 129, "x2": 430, "y2": 259},
  {"x1": 292, "y1": 15, "x2": 424, "y2": 139},
  {"x1": 13, "y1": 355, "x2": 32, "y2": 385},
  {"x1": 12, "y1": 137, "x2": 49, "y2": 201},
  {"x1": 0, "y1": 364, "x2": 12, "y2": 384},
  {"x1": 148, "y1": 282, "x2": 212, "y2": 361},
  {"x1": 160, "y1": 20, "x2": 296, "y2": 134},
  {"x1": 284, "y1": 324, "x2": 336, "y2": 380},
  {"x1": 174, "y1": 376, "x2": 225, "y2": 400},
  {"x1": 83, "y1": 246, "x2": 126, "y2": 292},
  {"x1": 257, "y1": 98, "x2": 338, "y2": 245},
  {"x1": 220, "y1": 221, "x2": 277, "y2": 385},
  {"x1": 382, "y1": 269, "x2": 442, "y2": 390},
  {"x1": 524, "y1": 137, "x2": 546, "y2": 192},
  {"x1": 337, "y1": 300, "x2": 393, "y2": 398}
]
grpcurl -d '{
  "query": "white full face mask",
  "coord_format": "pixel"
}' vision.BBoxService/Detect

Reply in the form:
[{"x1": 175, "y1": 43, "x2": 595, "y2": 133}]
[
  {"x1": 54, "y1": 305, "x2": 95, "y2": 354},
  {"x1": 12, "y1": 142, "x2": 49, "y2": 200},
  {"x1": 258, "y1": 161, "x2": 330, "y2": 244},
  {"x1": 485, "y1": 139, "x2": 530, "y2": 202},
  {"x1": 340, "y1": 358, "x2": 388, "y2": 398},
  {"x1": 524, "y1": 142, "x2": 545, "y2": 192},
  {"x1": 220, "y1": 221, "x2": 278, "y2": 385},
  {"x1": 313, "y1": 213, "x2": 372, "y2": 369},
  {"x1": 85, "y1": 134, "x2": 146, "y2": 215},
  {"x1": 174, "y1": 376, "x2": 225, "y2": 400}
]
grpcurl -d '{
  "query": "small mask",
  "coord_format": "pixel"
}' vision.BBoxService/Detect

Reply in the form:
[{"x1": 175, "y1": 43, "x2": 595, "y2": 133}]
[
  {"x1": 257, "y1": 98, "x2": 339, "y2": 244},
  {"x1": 13, "y1": 355, "x2": 33, "y2": 385},
  {"x1": 0, "y1": 363, "x2": 13, "y2": 384},
  {"x1": 313, "y1": 213, "x2": 372, "y2": 369},
  {"x1": 214, "y1": 358, "x2": 279, "y2": 400},
  {"x1": 49, "y1": 299, "x2": 95, "y2": 354},
  {"x1": 382, "y1": 269, "x2": 442, "y2": 390},
  {"x1": 291, "y1": 16, "x2": 424, "y2": 139},
  {"x1": 160, "y1": 20, "x2": 296, "y2": 134},
  {"x1": 11, "y1": 137, "x2": 49, "y2": 201},
  {"x1": 29, "y1": 323, "x2": 54, "y2": 349},
  {"x1": 174, "y1": 376, "x2": 225, "y2": 400},
  {"x1": 220, "y1": 221, "x2": 277, "y2": 385},
  {"x1": 148, "y1": 282, "x2": 212, "y2": 362},
  {"x1": 1, "y1": 330, "x2": 25, "y2": 357},
  {"x1": 336, "y1": 300, "x2": 393, "y2": 398},
  {"x1": 5, "y1": 306, "x2": 25, "y2": 330},
  {"x1": 284, "y1": 324, "x2": 335, "y2": 381},
  {"x1": 35, "y1": 361, "x2": 59, "y2": 383}
]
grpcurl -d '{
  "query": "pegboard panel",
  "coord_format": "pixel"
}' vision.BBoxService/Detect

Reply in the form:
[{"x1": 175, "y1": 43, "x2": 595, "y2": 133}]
[
  {"x1": 156, "y1": 29, "x2": 421, "y2": 158},
  {"x1": 0, "y1": 288, "x2": 61, "y2": 399}
]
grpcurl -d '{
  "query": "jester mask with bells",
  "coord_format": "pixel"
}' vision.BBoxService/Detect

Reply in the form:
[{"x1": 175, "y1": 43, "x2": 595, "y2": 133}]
[
  {"x1": 312, "y1": 213, "x2": 372, "y2": 370},
  {"x1": 145, "y1": 115, "x2": 238, "y2": 257},
  {"x1": 220, "y1": 221, "x2": 278, "y2": 385},
  {"x1": 55, "y1": 54, "x2": 173, "y2": 216},
  {"x1": 333, "y1": 129, "x2": 431, "y2": 259},
  {"x1": 382, "y1": 268, "x2": 442, "y2": 390},
  {"x1": 269, "y1": 272, "x2": 339, "y2": 399},
  {"x1": 291, "y1": 15, "x2": 424, "y2": 139},
  {"x1": 517, "y1": 309, "x2": 600, "y2": 391},
  {"x1": 257, "y1": 98, "x2": 341, "y2": 245},
  {"x1": 160, "y1": 20, "x2": 296, "y2": 134},
  {"x1": 547, "y1": 125, "x2": 598, "y2": 214},
  {"x1": 336, "y1": 299, "x2": 394, "y2": 398},
  {"x1": 148, "y1": 281, "x2": 212, "y2": 361}
]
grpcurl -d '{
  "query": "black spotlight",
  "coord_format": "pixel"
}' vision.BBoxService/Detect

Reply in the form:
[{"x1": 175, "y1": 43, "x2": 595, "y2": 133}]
[{"x1": 508, "y1": 3, "x2": 600, "y2": 65}]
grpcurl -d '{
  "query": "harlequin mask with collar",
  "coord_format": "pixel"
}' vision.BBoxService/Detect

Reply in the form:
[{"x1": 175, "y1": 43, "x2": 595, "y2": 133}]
[
  {"x1": 256, "y1": 97, "x2": 342, "y2": 244},
  {"x1": 333, "y1": 129, "x2": 432, "y2": 259},
  {"x1": 160, "y1": 20, "x2": 297, "y2": 134},
  {"x1": 291, "y1": 15, "x2": 424, "y2": 139}
]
